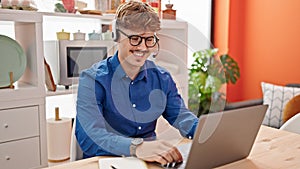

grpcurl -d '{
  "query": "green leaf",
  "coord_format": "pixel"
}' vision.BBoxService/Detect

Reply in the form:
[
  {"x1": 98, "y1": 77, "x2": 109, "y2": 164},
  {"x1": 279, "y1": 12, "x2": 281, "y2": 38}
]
[
  {"x1": 188, "y1": 48, "x2": 240, "y2": 117},
  {"x1": 220, "y1": 54, "x2": 240, "y2": 84}
]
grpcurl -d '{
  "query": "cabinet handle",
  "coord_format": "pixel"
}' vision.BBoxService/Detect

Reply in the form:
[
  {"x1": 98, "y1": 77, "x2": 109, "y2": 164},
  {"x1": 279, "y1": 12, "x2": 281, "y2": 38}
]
[
  {"x1": 4, "y1": 124, "x2": 8, "y2": 128},
  {"x1": 5, "y1": 156, "x2": 10, "y2": 160}
]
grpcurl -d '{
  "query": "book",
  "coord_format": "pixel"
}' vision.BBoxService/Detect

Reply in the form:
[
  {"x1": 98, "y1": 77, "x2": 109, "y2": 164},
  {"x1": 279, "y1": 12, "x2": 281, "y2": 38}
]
[{"x1": 98, "y1": 157, "x2": 148, "y2": 169}]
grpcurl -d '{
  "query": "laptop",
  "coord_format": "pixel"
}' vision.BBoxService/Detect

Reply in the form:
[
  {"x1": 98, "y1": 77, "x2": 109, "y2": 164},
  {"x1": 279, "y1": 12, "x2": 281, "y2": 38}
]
[{"x1": 171, "y1": 105, "x2": 268, "y2": 169}]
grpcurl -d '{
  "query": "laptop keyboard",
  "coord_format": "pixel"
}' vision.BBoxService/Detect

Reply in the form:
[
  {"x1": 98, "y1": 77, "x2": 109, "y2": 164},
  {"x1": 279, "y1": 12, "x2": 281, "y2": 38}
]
[
  {"x1": 162, "y1": 161, "x2": 184, "y2": 169},
  {"x1": 160, "y1": 143, "x2": 192, "y2": 169}
]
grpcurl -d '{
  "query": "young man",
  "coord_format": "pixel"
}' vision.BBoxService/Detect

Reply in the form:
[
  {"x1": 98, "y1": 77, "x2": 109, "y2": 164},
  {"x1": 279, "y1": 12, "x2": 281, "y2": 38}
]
[{"x1": 76, "y1": 0, "x2": 198, "y2": 165}]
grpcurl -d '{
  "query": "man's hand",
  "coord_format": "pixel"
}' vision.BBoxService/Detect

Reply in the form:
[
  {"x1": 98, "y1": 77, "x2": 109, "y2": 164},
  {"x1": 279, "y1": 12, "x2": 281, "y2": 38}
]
[{"x1": 135, "y1": 140, "x2": 183, "y2": 165}]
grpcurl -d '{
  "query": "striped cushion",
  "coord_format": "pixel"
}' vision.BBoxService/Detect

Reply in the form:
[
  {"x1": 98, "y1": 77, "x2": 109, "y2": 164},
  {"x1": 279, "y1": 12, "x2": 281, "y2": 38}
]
[{"x1": 261, "y1": 82, "x2": 300, "y2": 128}]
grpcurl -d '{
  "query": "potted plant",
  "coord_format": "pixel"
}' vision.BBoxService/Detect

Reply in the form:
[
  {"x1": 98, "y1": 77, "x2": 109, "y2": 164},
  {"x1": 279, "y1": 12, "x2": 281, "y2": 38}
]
[{"x1": 188, "y1": 48, "x2": 240, "y2": 117}]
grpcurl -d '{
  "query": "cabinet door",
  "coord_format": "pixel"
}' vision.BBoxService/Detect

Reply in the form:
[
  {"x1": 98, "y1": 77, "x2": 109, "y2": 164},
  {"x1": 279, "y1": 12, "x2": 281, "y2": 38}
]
[
  {"x1": 0, "y1": 106, "x2": 39, "y2": 143},
  {"x1": 0, "y1": 137, "x2": 40, "y2": 169}
]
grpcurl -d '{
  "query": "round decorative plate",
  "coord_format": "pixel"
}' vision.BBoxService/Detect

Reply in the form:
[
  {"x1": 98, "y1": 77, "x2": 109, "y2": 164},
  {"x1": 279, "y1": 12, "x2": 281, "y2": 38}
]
[{"x1": 0, "y1": 35, "x2": 26, "y2": 87}]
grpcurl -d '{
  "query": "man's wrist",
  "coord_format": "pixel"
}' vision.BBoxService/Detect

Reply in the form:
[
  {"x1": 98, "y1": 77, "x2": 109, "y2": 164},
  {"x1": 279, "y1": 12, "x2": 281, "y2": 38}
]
[{"x1": 130, "y1": 138, "x2": 144, "y2": 157}]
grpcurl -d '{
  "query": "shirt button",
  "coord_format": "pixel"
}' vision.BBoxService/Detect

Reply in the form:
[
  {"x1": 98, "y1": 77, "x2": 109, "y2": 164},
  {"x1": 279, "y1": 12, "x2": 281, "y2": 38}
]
[
  {"x1": 132, "y1": 104, "x2": 136, "y2": 108},
  {"x1": 188, "y1": 136, "x2": 192, "y2": 139},
  {"x1": 131, "y1": 82, "x2": 134, "y2": 85},
  {"x1": 138, "y1": 126, "x2": 142, "y2": 130}
]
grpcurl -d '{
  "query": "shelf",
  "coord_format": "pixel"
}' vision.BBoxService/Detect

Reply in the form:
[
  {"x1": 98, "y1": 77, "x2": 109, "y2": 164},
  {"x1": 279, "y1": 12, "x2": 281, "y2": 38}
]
[
  {"x1": 0, "y1": 9, "x2": 42, "y2": 22},
  {"x1": 160, "y1": 19, "x2": 187, "y2": 29},
  {"x1": 42, "y1": 12, "x2": 114, "y2": 41},
  {"x1": 46, "y1": 85, "x2": 78, "y2": 97},
  {"x1": 0, "y1": 82, "x2": 45, "y2": 102},
  {"x1": 41, "y1": 11, "x2": 115, "y2": 21},
  {"x1": 0, "y1": 9, "x2": 114, "y2": 26},
  {"x1": 0, "y1": 9, "x2": 45, "y2": 102}
]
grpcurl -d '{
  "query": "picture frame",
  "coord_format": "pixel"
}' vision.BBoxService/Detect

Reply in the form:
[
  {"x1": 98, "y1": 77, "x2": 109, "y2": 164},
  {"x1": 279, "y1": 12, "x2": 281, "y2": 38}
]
[{"x1": 44, "y1": 58, "x2": 57, "y2": 91}]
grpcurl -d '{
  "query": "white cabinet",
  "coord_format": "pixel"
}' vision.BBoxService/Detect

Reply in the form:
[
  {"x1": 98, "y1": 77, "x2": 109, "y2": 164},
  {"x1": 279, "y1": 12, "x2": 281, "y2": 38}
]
[
  {"x1": 0, "y1": 137, "x2": 41, "y2": 169},
  {"x1": 0, "y1": 9, "x2": 48, "y2": 169},
  {"x1": 0, "y1": 106, "x2": 39, "y2": 143},
  {"x1": 157, "y1": 20, "x2": 188, "y2": 104}
]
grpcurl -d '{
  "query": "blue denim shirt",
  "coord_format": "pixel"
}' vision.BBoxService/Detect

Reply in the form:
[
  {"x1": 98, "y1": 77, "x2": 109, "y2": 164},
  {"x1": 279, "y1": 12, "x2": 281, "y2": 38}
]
[{"x1": 76, "y1": 52, "x2": 198, "y2": 158}]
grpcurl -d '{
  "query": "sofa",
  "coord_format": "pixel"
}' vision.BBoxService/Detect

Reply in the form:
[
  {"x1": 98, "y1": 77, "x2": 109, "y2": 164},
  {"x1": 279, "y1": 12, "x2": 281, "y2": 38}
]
[{"x1": 224, "y1": 83, "x2": 300, "y2": 129}]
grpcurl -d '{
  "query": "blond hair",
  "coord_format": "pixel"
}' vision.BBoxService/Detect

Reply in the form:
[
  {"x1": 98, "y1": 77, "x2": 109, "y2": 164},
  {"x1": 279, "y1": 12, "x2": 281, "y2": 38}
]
[{"x1": 115, "y1": 0, "x2": 160, "y2": 32}]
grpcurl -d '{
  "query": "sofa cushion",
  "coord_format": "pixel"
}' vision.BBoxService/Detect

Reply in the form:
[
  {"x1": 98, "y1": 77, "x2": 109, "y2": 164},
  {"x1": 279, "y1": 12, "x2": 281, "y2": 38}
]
[
  {"x1": 283, "y1": 94, "x2": 300, "y2": 123},
  {"x1": 261, "y1": 82, "x2": 300, "y2": 128}
]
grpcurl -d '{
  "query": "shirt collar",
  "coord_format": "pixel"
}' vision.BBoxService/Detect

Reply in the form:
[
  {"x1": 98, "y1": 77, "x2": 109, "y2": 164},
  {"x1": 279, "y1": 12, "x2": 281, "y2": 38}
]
[
  {"x1": 109, "y1": 51, "x2": 148, "y2": 81},
  {"x1": 137, "y1": 63, "x2": 148, "y2": 82},
  {"x1": 110, "y1": 51, "x2": 120, "y2": 71}
]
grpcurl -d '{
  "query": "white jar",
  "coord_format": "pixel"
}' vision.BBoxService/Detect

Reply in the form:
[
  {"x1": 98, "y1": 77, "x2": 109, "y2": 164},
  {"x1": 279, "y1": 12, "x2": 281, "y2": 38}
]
[
  {"x1": 73, "y1": 30, "x2": 86, "y2": 40},
  {"x1": 101, "y1": 31, "x2": 112, "y2": 40}
]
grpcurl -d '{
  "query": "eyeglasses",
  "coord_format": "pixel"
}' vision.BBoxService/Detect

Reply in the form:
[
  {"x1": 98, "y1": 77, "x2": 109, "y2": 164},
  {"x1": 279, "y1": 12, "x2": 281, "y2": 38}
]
[{"x1": 118, "y1": 29, "x2": 159, "y2": 48}]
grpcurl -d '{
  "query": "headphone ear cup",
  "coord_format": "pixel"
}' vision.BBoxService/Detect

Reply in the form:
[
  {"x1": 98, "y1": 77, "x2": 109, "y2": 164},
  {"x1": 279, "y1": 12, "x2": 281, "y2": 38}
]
[
  {"x1": 152, "y1": 43, "x2": 160, "y2": 58},
  {"x1": 111, "y1": 20, "x2": 119, "y2": 42},
  {"x1": 115, "y1": 31, "x2": 120, "y2": 42}
]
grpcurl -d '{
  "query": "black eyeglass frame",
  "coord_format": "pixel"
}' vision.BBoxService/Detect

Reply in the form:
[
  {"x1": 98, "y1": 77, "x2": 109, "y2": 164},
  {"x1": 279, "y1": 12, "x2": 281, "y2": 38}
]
[{"x1": 117, "y1": 29, "x2": 159, "y2": 48}]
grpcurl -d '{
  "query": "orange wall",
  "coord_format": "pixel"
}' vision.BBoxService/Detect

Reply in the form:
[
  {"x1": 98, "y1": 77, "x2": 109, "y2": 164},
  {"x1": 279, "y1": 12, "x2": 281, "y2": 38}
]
[
  {"x1": 213, "y1": 0, "x2": 230, "y2": 54},
  {"x1": 214, "y1": 0, "x2": 300, "y2": 102}
]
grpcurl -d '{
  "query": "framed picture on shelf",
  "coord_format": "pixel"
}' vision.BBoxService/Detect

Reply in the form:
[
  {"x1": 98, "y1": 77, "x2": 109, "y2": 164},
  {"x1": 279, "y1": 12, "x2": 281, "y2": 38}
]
[{"x1": 44, "y1": 58, "x2": 56, "y2": 92}]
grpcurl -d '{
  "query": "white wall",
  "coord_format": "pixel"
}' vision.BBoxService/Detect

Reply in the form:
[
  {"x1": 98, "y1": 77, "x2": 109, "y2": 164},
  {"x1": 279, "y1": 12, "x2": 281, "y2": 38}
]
[
  {"x1": 0, "y1": 21, "x2": 14, "y2": 38},
  {"x1": 161, "y1": 0, "x2": 212, "y2": 66},
  {"x1": 46, "y1": 94, "x2": 77, "y2": 119}
]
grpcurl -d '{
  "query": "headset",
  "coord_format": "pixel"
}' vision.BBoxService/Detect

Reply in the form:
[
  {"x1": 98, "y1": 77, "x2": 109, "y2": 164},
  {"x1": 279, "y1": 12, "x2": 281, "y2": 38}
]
[
  {"x1": 111, "y1": 19, "x2": 119, "y2": 42},
  {"x1": 111, "y1": 19, "x2": 160, "y2": 58},
  {"x1": 151, "y1": 42, "x2": 159, "y2": 58}
]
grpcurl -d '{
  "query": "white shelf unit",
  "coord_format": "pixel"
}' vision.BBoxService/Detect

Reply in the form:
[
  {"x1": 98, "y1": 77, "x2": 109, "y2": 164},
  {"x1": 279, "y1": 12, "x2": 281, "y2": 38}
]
[
  {"x1": 0, "y1": 9, "x2": 46, "y2": 100},
  {"x1": 42, "y1": 12, "x2": 114, "y2": 41},
  {"x1": 42, "y1": 13, "x2": 116, "y2": 119},
  {"x1": 157, "y1": 20, "x2": 189, "y2": 104},
  {"x1": 0, "y1": 9, "x2": 47, "y2": 169}
]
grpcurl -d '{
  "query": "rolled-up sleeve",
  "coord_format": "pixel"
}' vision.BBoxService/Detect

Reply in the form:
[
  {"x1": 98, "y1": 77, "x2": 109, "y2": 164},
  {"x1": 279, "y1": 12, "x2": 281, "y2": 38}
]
[
  {"x1": 162, "y1": 73, "x2": 198, "y2": 139},
  {"x1": 76, "y1": 67, "x2": 131, "y2": 157}
]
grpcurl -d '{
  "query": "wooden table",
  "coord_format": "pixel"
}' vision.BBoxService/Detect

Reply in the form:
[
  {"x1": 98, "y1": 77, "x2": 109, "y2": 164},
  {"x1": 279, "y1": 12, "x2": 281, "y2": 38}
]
[{"x1": 43, "y1": 126, "x2": 300, "y2": 169}]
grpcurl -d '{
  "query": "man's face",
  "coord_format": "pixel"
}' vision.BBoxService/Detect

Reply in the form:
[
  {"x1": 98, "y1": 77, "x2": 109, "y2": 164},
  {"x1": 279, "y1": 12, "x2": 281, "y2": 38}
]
[{"x1": 117, "y1": 29, "x2": 158, "y2": 68}]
